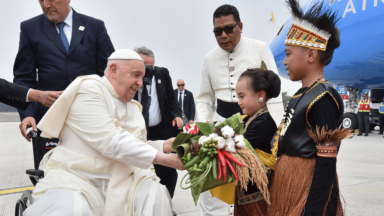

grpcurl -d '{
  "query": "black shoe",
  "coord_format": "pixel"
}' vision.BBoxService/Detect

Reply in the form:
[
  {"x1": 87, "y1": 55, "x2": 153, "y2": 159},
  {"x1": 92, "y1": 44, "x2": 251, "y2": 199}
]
[
  {"x1": 173, "y1": 211, "x2": 177, "y2": 216},
  {"x1": 364, "y1": 134, "x2": 369, "y2": 136},
  {"x1": 357, "y1": 134, "x2": 363, "y2": 136}
]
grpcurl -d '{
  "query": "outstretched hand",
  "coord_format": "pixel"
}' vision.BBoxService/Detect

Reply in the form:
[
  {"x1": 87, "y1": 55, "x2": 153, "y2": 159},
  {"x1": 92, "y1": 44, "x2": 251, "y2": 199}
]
[
  {"x1": 153, "y1": 152, "x2": 185, "y2": 170},
  {"x1": 172, "y1": 117, "x2": 184, "y2": 130},
  {"x1": 163, "y1": 138, "x2": 175, "y2": 154},
  {"x1": 29, "y1": 89, "x2": 63, "y2": 107}
]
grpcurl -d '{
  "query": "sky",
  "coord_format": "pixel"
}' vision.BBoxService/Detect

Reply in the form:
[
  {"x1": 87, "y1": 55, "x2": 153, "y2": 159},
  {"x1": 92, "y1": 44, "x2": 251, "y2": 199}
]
[{"x1": 0, "y1": 0, "x2": 305, "y2": 96}]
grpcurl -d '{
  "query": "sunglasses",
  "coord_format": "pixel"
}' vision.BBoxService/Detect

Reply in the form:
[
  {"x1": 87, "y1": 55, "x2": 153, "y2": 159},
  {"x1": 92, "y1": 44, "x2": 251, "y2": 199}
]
[
  {"x1": 213, "y1": 22, "x2": 239, "y2": 36},
  {"x1": 177, "y1": 84, "x2": 185, "y2": 87}
]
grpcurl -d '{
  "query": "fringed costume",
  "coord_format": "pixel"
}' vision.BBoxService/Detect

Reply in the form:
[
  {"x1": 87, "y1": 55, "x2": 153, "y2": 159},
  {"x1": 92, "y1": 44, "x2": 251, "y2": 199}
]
[
  {"x1": 235, "y1": 106, "x2": 276, "y2": 216},
  {"x1": 266, "y1": 1, "x2": 352, "y2": 215}
]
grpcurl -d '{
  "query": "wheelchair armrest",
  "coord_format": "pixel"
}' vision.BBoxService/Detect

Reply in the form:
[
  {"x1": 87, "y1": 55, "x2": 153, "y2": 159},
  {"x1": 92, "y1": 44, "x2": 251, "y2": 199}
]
[{"x1": 26, "y1": 169, "x2": 44, "y2": 178}]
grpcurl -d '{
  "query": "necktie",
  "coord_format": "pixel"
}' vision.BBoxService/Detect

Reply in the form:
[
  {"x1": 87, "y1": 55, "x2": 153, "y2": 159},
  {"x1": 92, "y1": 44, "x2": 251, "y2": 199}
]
[
  {"x1": 58, "y1": 22, "x2": 69, "y2": 52},
  {"x1": 141, "y1": 85, "x2": 151, "y2": 130},
  {"x1": 179, "y1": 92, "x2": 183, "y2": 110}
]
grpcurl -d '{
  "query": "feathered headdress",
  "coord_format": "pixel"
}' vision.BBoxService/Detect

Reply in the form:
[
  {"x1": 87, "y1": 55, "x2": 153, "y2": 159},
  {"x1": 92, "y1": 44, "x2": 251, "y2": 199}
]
[{"x1": 285, "y1": 0, "x2": 340, "y2": 52}]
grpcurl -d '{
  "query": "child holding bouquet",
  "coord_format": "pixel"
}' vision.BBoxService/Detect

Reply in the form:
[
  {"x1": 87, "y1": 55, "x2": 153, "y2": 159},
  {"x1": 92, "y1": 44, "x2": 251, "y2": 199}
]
[{"x1": 234, "y1": 68, "x2": 281, "y2": 215}]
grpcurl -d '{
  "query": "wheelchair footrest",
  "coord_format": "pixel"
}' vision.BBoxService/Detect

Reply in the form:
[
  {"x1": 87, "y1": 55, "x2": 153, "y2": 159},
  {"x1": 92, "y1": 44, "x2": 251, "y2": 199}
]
[{"x1": 26, "y1": 169, "x2": 44, "y2": 178}]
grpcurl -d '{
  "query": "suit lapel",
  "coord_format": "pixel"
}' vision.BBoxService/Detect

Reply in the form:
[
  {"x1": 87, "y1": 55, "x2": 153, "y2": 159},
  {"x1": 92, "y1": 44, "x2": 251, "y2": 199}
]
[
  {"x1": 40, "y1": 16, "x2": 67, "y2": 55},
  {"x1": 68, "y1": 10, "x2": 85, "y2": 56},
  {"x1": 154, "y1": 68, "x2": 165, "y2": 115}
]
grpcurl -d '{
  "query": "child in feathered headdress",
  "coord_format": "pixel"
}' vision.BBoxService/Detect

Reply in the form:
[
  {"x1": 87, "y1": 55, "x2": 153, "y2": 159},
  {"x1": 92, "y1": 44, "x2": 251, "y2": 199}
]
[{"x1": 266, "y1": 1, "x2": 352, "y2": 215}]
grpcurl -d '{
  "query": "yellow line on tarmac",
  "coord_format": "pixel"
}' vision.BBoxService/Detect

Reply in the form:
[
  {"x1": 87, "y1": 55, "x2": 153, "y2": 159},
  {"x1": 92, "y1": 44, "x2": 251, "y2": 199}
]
[{"x1": 0, "y1": 186, "x2": 34, "y2": 196}]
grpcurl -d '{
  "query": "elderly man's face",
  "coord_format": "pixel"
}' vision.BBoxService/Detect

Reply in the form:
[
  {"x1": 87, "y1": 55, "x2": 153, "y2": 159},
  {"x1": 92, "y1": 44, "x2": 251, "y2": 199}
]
[
  {"x1": 139, "y1": 54, "x2": 155, "y2": 69},
  {"x1": 112, "y1": 60, "x2": 145, "y2": 102},
  {"x1": 39, "y1": 0, "x2": 71, "y2": 24},
  {"x1": 214, "y1": 15, "x2": 242, "y2": 51},
  {"x1": 177, "y1": 80, "x2": 185, "y2": 91}
]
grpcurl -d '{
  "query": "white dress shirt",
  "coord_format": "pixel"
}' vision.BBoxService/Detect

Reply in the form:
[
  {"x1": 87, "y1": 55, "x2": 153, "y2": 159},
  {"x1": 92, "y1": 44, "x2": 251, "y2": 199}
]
[
  {"x1": 137, "y1": 76, "x2": 162, "y2": 127},
  {"x1": 55, "y1": 9, "x2": 73, "y2": 44},
  {"x1": 177, "y1": 89, "x2": 185, "y2": 111}
]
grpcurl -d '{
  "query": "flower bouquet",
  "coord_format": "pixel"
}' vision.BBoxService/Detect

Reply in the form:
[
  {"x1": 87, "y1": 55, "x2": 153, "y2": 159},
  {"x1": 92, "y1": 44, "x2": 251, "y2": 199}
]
[{"x1": 171, "y1": 113, "x2": 270, "y2": 205}]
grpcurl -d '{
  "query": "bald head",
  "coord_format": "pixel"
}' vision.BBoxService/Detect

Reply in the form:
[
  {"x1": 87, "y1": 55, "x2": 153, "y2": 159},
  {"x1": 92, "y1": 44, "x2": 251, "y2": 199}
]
[
  {"x1": 105, "y1": 59, "x2": 145, "y2": 102},
  {"x1": 177, "y1": 79, "x2": 185, "y2": 92}
]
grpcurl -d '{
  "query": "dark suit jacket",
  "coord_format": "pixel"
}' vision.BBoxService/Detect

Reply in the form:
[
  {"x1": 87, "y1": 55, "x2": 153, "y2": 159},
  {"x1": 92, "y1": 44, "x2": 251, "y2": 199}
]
[
  {"x1": 0, "y1": 78, "x2": 30, "y2": 110},
  {"x1": 134, "y1": 66, "x2": 182, "y2": 138},
  {"x1": 13, "y1": 9, "x2": 115, "y2": 123},
  {"x1": 174, "y1": 89, "x2": 195, "y2": 121}
]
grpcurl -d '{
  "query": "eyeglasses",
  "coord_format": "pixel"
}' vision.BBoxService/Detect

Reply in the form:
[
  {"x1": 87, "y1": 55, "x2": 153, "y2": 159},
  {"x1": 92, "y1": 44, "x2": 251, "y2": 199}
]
[
  {"x1": 213, "y1": 22, "x2": 239, "y2": 36},
  {"x1": 177, "y1": 84, "x2": 185, "y2": 87}
]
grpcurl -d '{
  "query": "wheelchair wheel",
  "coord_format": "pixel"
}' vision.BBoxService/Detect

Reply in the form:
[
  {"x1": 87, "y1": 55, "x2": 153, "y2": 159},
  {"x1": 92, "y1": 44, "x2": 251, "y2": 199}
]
[{"x1": 15, "y1": 190, "x2": 33, "y2": 216}]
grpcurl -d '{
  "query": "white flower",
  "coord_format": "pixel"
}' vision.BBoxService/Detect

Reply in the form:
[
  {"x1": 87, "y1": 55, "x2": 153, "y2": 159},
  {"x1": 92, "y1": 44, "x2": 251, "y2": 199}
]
[
  {"x1": 221, "y1": 125, "x2": 235, "y2": 139},
  {"x1": 226, "y1": 146, "x2": 237, "y2": 153},
  {"x1": 225, "y1": 138, "x2": 235, "y2": 148},
  {"x1": 208, "y1": 133, "x2": 219, "y2": 139},
  {"x1": 198, "y1": 136, "x2": 209, "y2": 145},
  {"x1": 224, "y1": 138, "x2": 237, "y2": 153},
  {"x1": 215, "y1": 137, "x2": 226, "y2": 149},
  {"x1": 234, "y1": 135, "x2": 246, "y2": 149}
]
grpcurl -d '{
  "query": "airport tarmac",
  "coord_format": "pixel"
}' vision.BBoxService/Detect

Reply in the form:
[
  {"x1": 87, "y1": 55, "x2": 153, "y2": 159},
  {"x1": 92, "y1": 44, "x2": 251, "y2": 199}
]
[{"x1": 0, "y1": 121, "x2": 383, "y2": 216}]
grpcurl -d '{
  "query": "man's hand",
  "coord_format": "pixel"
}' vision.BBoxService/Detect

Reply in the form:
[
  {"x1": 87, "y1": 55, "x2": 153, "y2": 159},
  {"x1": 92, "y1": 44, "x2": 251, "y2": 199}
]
[
  {"x1": 172, "y1": 117, "x2": 184, "y2": 130},
  {"x1": 19, "y1": 117, "x2": 37, "y2": 142},
  {"x1": 28, "y1": 89, "x2": 63, "y2": 108},
  {"x1": 189, "y1": 120, "x2": 194, "y2": 125},
  {"x1": 163, "y1": 138, "x2": 175, "y2": 154},
  {"x1": 153, "y1": 152, "x2": 185, "y2": 170}
]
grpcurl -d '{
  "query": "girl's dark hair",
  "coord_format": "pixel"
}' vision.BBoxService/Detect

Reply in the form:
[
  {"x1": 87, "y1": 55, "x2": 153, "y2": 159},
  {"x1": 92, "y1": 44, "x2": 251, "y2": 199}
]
[{"x1": 238, "y1": 68, "x2": 281, "y2": 100}]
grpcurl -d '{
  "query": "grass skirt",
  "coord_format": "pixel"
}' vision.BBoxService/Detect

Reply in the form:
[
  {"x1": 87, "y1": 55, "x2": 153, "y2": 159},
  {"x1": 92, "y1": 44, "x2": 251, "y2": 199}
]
[{"x1": 266, "y1": 155, "x2": 344, "y2": 216}]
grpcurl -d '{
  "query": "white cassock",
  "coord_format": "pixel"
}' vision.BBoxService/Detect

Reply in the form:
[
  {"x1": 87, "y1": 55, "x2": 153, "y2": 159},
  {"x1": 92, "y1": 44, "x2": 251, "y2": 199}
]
[
  {"x1": 195, "y1": 37, "x2": 284, "y2": 216},
  {"x1": 24, "y1": 75, "x2": 172, "y2": 216}
]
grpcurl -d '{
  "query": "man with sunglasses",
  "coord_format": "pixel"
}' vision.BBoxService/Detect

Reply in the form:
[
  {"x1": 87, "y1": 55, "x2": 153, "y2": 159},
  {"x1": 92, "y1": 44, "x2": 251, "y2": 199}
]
[
  {"x1": 195, "y1": 4, "x2": 284, "y2": 216},
  {"x1": 174, "y1": 79, "x2": 195, "y2": 124},
  {"x1": 195, "y1": 4, "x2": 283, "y2": 127}
]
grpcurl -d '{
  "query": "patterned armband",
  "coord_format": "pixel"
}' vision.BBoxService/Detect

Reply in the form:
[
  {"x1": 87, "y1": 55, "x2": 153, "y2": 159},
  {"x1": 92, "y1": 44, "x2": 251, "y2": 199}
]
[{"x1": 307, "y1": 125, "x2": 353, "y2": 158}]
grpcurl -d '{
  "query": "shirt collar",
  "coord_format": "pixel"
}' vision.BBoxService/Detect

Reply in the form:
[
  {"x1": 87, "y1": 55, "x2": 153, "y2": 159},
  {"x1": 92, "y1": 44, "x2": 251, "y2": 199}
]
[
  {"x1": 179, "y1": 89, "x2": 184, "y2": 94},
  {"x1": 65, "y1": 8, "x2": 73, "y2": 27},
  {"x1": 229, "y1": 36, "x2": 243, "y2": 53},
  {"x1": 102, "y1": 76, "x2": 120, "y2": 99},
  {"x1": 56, "y1": 8, "x2": 73, "y2": 26}
]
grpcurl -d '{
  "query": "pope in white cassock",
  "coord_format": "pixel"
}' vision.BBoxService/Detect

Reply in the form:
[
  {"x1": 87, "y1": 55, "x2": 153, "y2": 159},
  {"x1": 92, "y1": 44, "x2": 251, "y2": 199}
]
[
  {"x1": 195, "y1": 4, "x2": 284, "y2": 216},
  {"x1": 24, "y1": 49, "x2": 184, "y2": 216}
]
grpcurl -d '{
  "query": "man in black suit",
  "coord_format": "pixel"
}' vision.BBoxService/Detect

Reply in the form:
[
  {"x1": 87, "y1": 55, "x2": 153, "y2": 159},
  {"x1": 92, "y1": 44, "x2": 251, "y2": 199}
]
[
  {"x1": 0, "y1": 78, "x2": 62, "y2": 140},
  {"x1": 13, "y1": 0, "x2": 115, "y2": 141},
  {"x1": 174, "y1": 79, "x2": 195, "y2": 124},
  {"x1": 133, "y1": 46, "x2": 182, "y2": 216}
]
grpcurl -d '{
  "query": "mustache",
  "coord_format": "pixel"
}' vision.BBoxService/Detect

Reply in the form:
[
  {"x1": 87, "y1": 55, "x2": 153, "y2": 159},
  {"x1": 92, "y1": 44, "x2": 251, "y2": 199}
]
[{"x1": 44, "y1": 8, "x2": 57, "y2": 13}]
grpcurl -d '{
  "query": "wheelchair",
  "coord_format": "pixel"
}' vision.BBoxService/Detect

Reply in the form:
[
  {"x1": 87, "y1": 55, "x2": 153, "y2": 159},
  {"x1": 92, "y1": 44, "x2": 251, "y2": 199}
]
[{"x1": 15, "y1": 131, "x2": 59, "y2": 216}]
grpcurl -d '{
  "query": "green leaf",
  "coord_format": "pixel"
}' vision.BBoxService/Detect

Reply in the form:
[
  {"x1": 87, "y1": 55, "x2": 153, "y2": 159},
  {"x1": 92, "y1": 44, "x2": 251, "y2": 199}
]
[
  {"x1": 172, "y1": 132, "x2": 193, "y2": 151},
  {"x1": 195, "y1": 122, "x2": 213, "y2": 136},
  {"x1": 189, "y1": 135, "x2": 202, "y2": 144},
  {"x1": 234, "y1": 124, "x2": 244, "y2": 135}
]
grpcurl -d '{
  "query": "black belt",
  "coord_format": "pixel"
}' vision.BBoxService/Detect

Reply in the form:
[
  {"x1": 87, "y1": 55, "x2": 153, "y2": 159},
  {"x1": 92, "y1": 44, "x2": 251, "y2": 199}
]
[{"x1": 216, "y1": 99, "x2": 243, "y2": 118}]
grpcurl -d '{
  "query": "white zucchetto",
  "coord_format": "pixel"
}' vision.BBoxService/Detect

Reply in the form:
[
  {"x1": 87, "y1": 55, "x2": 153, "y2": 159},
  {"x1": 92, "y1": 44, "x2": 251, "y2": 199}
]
[{"x1": 108, "y1": 49, "x2": 143, "y2": 61}]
